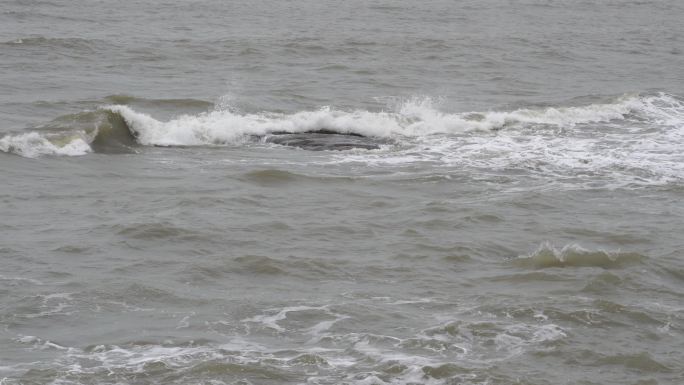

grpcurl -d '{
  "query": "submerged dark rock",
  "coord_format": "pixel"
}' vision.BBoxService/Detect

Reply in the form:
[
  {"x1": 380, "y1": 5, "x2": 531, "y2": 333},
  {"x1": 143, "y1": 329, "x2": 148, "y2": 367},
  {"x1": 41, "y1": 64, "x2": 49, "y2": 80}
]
[{"x1": 264, "y1": 130, "x2": 385, "y2": 151}]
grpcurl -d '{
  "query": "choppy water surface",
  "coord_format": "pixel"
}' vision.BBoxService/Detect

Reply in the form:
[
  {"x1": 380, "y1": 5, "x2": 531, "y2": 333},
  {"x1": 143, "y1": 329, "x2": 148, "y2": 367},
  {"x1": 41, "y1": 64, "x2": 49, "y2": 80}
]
[{"x1": 1, "y1": 1, "x2": 684, "y2": 384}]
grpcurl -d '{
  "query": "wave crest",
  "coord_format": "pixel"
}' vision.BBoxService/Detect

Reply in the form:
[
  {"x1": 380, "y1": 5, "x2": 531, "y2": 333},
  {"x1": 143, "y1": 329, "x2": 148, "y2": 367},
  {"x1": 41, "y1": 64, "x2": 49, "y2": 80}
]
[
  {"x1": 2, "y1": 92, "x2": 682, "y2": 158},
  {"x1": 513, "y1": 243, "x2": 646, "y2": 269},
  {"x1": 0, "y1": 109, "x2": 138, "y2": 158},
  {"x1": 0, "y1": 131, "x2": 91, "y2": 158},
  {"x1": 104, "y1": 94, "x2": 657, "y2": 146}
]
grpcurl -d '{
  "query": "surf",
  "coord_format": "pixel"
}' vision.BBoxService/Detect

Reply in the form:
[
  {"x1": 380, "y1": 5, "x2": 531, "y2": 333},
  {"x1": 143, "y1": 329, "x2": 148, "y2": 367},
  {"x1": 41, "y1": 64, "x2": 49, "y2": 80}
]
[{"x1": 1, "y1": 92, "x2": 682, "y2": 159}]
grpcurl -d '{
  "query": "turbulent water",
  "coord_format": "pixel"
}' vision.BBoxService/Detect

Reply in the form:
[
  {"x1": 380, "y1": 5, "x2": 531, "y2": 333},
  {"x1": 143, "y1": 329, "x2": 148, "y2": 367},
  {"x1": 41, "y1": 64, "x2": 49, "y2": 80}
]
[{"x1": 2, "y1": 1, "x2": 684, "y2": 384}]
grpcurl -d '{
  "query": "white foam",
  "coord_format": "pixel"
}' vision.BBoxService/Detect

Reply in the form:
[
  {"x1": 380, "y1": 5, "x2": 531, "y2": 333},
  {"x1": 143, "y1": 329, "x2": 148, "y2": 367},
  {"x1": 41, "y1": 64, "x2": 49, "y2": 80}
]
[
  {"x1": 530, "y1": 324, "x2": 567, "y2": 343},
  {"x1": 0, "y1": 132, "x2": 91, "y2": 158},
  {"x1": 15, "y1": 335, "x2": 71, "y2": 351},
  {"x1": 333, "y1": 94, "x2": 684, "y2": 185},
  {"x1": 99, "y1": 93, "x2": 684, "y2": 186},
  {"x1": 105, "y1": 104, "x2": 401, "y2": 146},
  {"x1": 515, "y1": 242, "x2": 645, "y2": 268},
  {"x1": 105, "y1": 94, "x2": 662, "y2": 146},
  {"x1": 0, "y1": 274, "x2": 43, "y2": 285},
  {"x1": 175, "y1": 311, "x2": 195, "y2": 329},
  {"x1": 306, "y1": 316, "x2": 348, "y2": 338},
  {"x1": 16, "y1": 335, "x2": 39, "y2": 344},
  {"x1": 5, "y1": 93, "x2": 683, "y2": 172},
  {"x1": 243, "y1": 305, "x2": 331, "y2": 332},
  {"x1": 7, "y1": 311, "x2": 570, "y2": 385}
]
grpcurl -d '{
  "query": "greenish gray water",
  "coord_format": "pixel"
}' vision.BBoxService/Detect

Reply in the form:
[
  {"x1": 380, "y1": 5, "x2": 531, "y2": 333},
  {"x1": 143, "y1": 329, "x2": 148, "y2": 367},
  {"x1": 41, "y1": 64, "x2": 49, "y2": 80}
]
[{"x1": 1, "y1": 1, "x2": 683, "y2": 384}]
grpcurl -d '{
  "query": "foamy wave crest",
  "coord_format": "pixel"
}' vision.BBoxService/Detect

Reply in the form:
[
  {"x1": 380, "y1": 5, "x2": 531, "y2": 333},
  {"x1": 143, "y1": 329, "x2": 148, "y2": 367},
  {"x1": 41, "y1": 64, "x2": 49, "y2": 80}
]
[
  {"x1": 333, "y1": 93, "x2": 684, "y2": 185},
  {"x1": 0, "y1": 132, "x2": 91, "y2": 158},
  {"x1": 513, "y1": 243, "x2": 645, "y2": 269},
  {"x1": 103, "y1": 94, "x2": 663, "y2": 146},
  {"x1": 4, "y1": 93, "x2": 682, "y2": 158},
  {"x1": 106, "y1": 104, "x2": 400, "y2": 145}
]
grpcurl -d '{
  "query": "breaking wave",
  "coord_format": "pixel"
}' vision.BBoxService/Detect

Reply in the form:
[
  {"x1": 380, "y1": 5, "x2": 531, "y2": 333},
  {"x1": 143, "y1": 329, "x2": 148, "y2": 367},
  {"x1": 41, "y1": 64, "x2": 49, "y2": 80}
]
[
  {"x1": 104, "y1": 92, "x2": 681, "y2": 146},
  {"x1": 0, "y1": 131, "x2": 91, "y2": 158},
  {"x1": 0, "y1": 109, "x2": 137, "y2": 158},
  {"x1": 1, "y1": 93, "x2": 682, "y2": 161}
]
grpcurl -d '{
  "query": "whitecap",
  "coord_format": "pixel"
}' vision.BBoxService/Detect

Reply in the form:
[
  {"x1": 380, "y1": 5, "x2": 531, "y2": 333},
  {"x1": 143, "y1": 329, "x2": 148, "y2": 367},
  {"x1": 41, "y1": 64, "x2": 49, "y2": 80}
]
[{"x1": 0, "y1": 132, "x2": 91, "y2": 158}]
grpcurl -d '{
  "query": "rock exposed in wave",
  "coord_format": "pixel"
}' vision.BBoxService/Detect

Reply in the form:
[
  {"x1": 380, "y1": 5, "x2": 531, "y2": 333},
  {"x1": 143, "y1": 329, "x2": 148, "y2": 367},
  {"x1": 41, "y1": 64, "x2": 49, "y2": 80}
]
[{"x1": 263, "y1": 130, "x2": 385, "y2": 151}]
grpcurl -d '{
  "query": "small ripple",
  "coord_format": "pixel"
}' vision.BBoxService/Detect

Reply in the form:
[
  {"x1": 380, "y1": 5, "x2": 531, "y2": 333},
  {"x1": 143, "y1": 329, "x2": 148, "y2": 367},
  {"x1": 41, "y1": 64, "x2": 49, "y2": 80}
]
[{"x1": 115, "y1": 221, "x2": 210, "y2": 242}]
